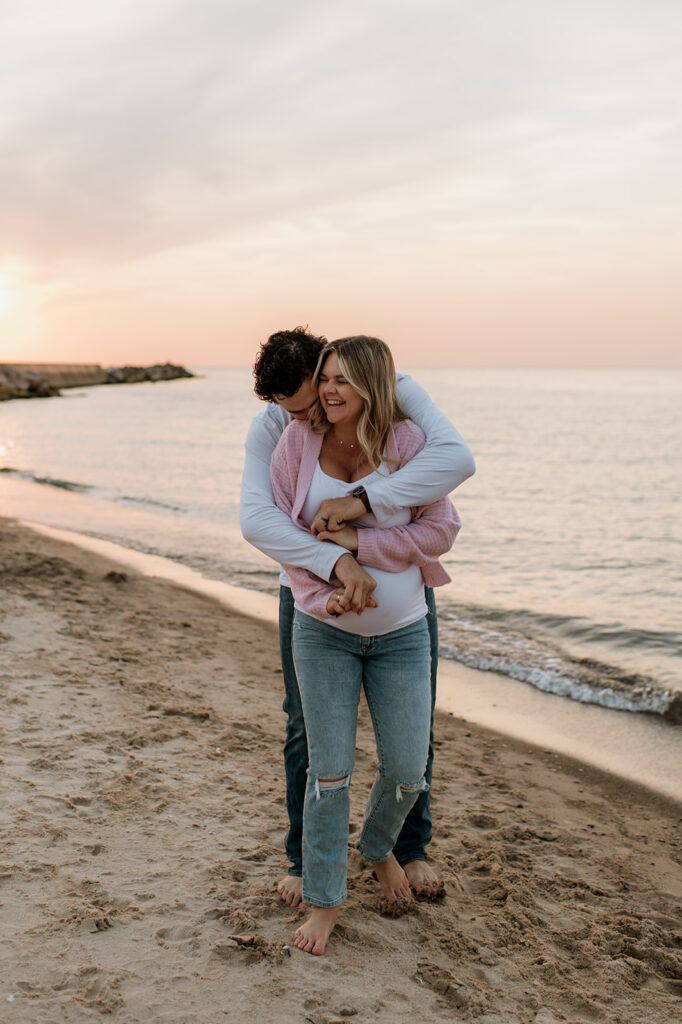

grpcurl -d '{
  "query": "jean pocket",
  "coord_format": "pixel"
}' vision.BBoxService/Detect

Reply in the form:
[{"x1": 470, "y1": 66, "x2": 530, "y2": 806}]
[{"x1": 292, "y1": 611, "x2": 322, "y2": 636}]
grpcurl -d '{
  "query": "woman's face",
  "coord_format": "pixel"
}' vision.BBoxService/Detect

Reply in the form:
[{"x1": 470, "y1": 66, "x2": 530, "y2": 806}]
[{"x1": 318, "y1": 353, "x2": 365, "y2": 429}]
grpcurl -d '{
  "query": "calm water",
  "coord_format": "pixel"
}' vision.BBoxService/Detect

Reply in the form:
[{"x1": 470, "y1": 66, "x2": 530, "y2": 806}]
[{"x1": 1, "y1": 368, "x2": 681, "y2": 721}]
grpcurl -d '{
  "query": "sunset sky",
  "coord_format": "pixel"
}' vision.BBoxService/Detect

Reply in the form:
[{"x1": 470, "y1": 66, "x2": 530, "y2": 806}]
[{"x1": 1, "y1": 0, "x2": 680, "y2": 368}]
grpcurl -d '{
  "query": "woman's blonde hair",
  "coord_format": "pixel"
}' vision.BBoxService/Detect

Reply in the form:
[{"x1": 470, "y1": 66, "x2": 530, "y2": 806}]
[{"x1": 308, "y1": 335, "x2": 407, "y2": 470}]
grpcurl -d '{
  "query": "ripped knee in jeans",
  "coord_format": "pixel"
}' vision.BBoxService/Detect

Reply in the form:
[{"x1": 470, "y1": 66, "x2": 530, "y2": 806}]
[
  {"x1": 314, "y1": 773, "x2": 351, "y2": 799},
  {"x1": 394, "y1": 776, "x2": 429, "y2": 802}
]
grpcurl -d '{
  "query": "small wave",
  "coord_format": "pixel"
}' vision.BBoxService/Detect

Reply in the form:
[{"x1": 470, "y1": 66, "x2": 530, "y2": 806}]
[
  {"x1": 437, "y1": 608, "x2": 681, "y2": 723},
  {"x1": 117, "y1": 494, "x2": 187, "y2": 514},
  {"x1": 449, "y1": 603, "x2": 681, "y2": 653},
  {"x1": 441, "y1": 645, "x2": 680, "y2": 719},
  {"x1": 0, "y1": 467, "x2": 191, "y2": 514},
  {"x1": 0, "y1": 467, "x2": 91, "y2": 493}
]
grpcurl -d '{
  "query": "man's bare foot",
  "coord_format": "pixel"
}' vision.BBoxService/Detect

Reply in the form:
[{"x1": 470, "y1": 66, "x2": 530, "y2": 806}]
[
  {"x1": 371, "y1": 852, "x2": 413, "y2": 902},
  {"x1": 276, "y1": 874, "x2": 304, "y2": 908},
  {"x1": 293, "y1": 906, "x2": 338, "y2": 956},
  {"x1": 403, "y1": 859, "x2": 445, "y2": 899}
]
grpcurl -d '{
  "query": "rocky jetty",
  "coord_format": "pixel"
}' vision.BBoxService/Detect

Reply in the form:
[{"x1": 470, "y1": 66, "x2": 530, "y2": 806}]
[
  {"x1": 0, "y1": 362, "x2": 195, "y2": 401},
  {"x1": 104, "y1": 362, "x2": 195, "y2": 385},
  {"x1": 0, "y1": 366, "x2": 60, "y2": 401}
]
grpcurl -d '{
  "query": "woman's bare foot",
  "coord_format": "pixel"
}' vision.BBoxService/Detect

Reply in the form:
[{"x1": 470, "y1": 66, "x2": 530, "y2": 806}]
[
  {"x1": 276, "y1": 874, "x2": 304, "y2": 907},
  {"x1": 293, "y1": 906, "x2": 338, "y2": 956},
  {"x1": 371, "y1": 852, "x2": 413, "y2": 902},
  {"x1": 403, "y1": 859, "x2": 445, "y2": 899}
]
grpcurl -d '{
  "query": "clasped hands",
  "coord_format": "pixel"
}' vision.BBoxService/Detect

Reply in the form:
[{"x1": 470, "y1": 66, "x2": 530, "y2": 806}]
[{"x1": 311, "y1": 496, "x2": 377, "y2": 617}]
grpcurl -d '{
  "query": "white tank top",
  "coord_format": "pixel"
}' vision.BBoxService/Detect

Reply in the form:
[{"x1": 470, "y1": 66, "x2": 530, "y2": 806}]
[{"x1": 294, "y1": 462, "x2": 426, "y2": 636}]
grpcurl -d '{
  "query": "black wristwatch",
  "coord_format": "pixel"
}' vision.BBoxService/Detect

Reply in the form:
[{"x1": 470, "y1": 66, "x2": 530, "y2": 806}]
[{"x1": 350, "y1": 485, "x2": 372, "y2": 513}]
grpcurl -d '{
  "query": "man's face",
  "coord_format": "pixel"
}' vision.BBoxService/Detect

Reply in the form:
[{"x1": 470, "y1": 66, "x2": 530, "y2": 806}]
[{"x1": 273, "y1": 376, "x2": 318, "y2": 420}]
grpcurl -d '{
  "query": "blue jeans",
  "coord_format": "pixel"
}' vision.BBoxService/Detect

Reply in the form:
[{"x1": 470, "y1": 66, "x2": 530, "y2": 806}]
[
  {"x1": 278, "y1": 585, "x2": 438, "y2": 875},
  {"x1": 292, "y1": 611, "x2": 431, "y2": 907}
]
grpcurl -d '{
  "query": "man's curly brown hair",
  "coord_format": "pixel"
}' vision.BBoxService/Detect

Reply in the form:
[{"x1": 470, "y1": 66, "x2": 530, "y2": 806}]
[{"x1": 252, "y1": 326, "x2": 327, "y2": 401}]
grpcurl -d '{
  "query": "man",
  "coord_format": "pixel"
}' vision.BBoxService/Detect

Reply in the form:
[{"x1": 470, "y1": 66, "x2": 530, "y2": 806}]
[{"x1": 240, "y1": 327, "x2": 475, "y2": 906}]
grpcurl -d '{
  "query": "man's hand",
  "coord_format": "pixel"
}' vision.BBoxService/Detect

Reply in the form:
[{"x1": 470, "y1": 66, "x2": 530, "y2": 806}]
[
  {"x1": 333, "y1": 553, "x2": 378, "y2": 614},
  {"x1": 311, "y1": 496, "x2": 366, "y2": 535},
  {"x1": 316, "y1": 524, "x2": 358, "y2": 552}
]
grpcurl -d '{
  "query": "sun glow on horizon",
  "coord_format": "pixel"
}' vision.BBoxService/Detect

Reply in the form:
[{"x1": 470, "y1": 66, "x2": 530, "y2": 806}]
[{"x1": 1, "y1": 4, "x2": 681, "y2": 367}]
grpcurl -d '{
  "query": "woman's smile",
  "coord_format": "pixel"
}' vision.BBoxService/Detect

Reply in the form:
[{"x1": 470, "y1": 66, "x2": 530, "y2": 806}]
[{"x1": 319, "y1": 353, "x2": 364, "y2": 425}]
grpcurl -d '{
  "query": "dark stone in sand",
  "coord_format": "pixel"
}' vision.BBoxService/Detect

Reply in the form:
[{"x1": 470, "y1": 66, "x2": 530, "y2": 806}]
[{"x1": 104, "y1": 571, "x2": 128, "y2": 584}]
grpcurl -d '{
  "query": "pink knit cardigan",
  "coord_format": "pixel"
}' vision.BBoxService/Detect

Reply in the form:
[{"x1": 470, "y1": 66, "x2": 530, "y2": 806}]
[{"x1": 270, "y1": 419, "x2": 461, "y2": 620}]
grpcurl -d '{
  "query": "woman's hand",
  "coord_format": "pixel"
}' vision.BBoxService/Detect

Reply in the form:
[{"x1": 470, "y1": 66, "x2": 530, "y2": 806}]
[
  {"x1": 333, "y1": 554, "x2": 378, "y2": 613},
  {"x1": 311, "y1": 496, "x2": 366, "y2": 534},
  {"x1": 326, "y1": 585, "x2": 378, "y2": 616},
  {"x1": 326, "y1": 589, "x2": 347, "y2": 616},
  {"x1": 316, "y1": 525, "x2": 358, "y2": 552}
]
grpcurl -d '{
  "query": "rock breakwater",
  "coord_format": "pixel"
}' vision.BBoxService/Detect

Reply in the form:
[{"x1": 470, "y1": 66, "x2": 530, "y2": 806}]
[{"x1": 0, "y1": 362, "x2": 194, "y2": 401}]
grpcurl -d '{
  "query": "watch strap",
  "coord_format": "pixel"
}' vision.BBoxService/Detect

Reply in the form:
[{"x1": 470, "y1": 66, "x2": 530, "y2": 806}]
[{"x1": 350, "y1": 485, "x2": 372, "y2": 513}]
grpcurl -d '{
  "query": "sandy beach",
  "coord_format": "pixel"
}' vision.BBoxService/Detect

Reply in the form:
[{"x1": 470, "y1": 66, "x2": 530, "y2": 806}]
[{"x1": 1, "y1": 518, "x2": 680, "y2": 1024}]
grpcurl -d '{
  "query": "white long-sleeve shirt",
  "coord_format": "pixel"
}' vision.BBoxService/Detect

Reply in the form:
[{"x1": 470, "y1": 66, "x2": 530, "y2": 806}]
[{"x1": 239, "y1": 373, "x2": 475, "y2": 582}]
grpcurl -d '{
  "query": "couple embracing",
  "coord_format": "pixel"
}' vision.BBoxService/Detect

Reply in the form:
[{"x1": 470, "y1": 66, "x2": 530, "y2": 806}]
[{"x1": 240, "y1": 327, "x2": 475, "y2": 955}]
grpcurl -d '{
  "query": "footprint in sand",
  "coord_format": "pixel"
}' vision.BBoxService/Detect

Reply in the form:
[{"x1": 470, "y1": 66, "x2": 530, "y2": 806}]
[
  {"x1": 55, "y1": 966, "x2": 125, "y2": 1015},
  {"x1": 211, "y1": 934, "x2": 288, "y2": 965},
  {"x1": 467, "y1": 812, "x2": 501, "y2": 830},
  {"x1": 155, "y1": 924, "x2": 197, "y2": 943},
  {"x1": 415, "y1": 962, "x2": 485, "y2": 1014}
]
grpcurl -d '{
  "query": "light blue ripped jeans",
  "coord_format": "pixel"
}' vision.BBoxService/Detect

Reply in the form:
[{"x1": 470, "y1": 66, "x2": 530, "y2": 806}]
[{"x1": 292, "y1": 610, "x2": 431, "y2": 908}]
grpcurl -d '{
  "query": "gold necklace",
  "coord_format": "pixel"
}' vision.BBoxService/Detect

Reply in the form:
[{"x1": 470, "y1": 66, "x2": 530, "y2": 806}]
[{"x1": 331, "y1": 429, "x2": 357, "y2": 449}]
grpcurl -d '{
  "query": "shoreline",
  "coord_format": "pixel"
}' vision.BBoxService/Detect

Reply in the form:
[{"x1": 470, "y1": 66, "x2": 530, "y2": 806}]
[
  {"x1": 1, "y1": 453, "x2": 678, "y2": 727},
  {"x1": 1, "y1": 516, "x2": 680, "y2": 1022},
  {"x1": 23, "y1": 518, "x2": 682, "y2": 806}
]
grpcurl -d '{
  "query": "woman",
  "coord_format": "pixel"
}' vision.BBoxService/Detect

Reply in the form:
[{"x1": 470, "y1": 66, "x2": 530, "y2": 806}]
[{"x1": 270, "y1": 336, "x2": 459, "y2": 956}]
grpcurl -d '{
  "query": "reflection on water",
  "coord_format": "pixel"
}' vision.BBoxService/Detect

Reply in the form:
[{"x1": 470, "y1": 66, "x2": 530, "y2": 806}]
[{"x1": 1, "y1": 368, "x2": 681, "y2": 716}]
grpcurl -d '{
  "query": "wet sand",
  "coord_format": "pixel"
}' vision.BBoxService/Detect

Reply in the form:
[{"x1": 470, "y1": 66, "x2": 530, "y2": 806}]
[
  {"x1": 25, "y1": 518, "x2": 682, "y2": 802},
  {"x1": 1, "y1": 518, "x2": 680, "y2": 1023}
]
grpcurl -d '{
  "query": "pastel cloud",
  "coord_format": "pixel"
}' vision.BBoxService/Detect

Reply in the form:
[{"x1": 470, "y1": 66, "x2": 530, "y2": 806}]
[{"x1": 1, "y1": 0, "x2": 680, "y2": 365}]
